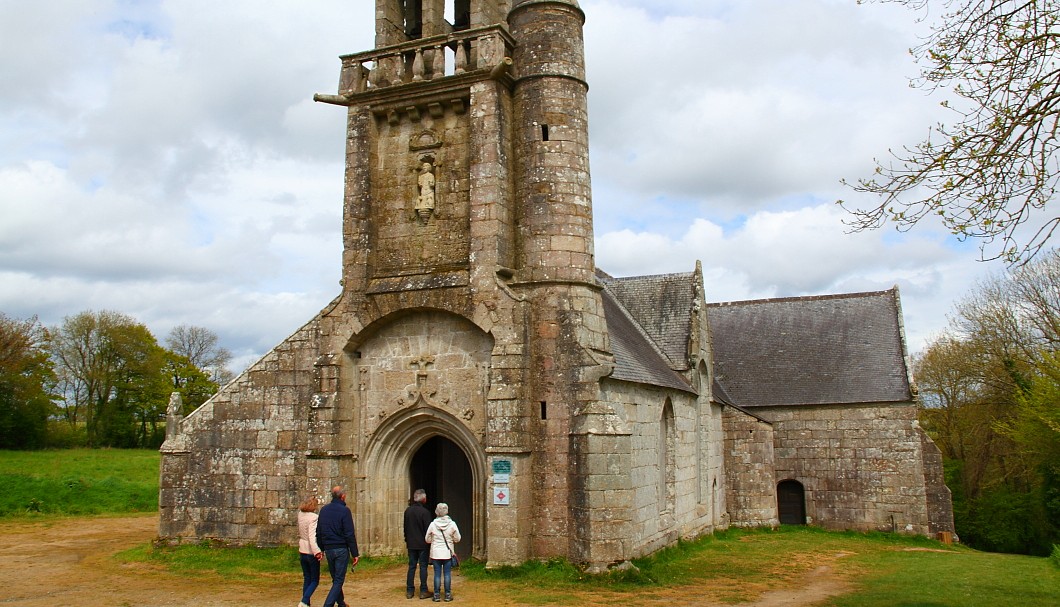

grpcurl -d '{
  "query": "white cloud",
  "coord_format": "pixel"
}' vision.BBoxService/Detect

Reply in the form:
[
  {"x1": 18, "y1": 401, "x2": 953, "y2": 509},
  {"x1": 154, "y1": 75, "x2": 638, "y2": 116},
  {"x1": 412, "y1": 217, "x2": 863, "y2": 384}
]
[{"x1": 0, "y1": 0, "x2": 1001, "y2": 366}]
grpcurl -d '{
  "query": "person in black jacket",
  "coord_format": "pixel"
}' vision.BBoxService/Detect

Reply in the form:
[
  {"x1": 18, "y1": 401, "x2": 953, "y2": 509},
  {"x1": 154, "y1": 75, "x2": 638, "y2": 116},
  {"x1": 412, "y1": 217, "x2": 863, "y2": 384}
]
[
  {"x1": 316, "y1": 485, "x2": 360, "y2": 607},
  {"x1": 403, "y1": 489, "x2": 433, "y2": 599}
]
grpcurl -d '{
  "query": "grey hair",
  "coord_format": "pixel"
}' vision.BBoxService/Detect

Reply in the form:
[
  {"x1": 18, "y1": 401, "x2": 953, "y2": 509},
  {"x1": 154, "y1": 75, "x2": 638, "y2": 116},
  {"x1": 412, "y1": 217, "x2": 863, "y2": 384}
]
[
  {"x1": 413, "y1": 489, "x2": 427, "y2": 502},
  {"x1": 435, "y1": 502, "x2": 449, "y2": 517}
]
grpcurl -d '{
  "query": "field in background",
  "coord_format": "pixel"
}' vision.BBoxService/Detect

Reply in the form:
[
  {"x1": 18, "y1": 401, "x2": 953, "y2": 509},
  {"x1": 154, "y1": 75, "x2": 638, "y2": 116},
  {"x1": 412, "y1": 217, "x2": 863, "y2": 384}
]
[{"x1": 0, "y1": 448, "x2": 159, "y2": 517}]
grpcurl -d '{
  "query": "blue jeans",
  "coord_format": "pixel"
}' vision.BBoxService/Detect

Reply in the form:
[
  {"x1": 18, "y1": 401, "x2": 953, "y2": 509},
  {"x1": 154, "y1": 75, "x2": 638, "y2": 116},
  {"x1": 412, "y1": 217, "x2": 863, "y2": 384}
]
[
  {"x1": 323, "y1": 547, "x2": 350, "y2": 607},
  {"x1": 407, "y1": 548, "x2": 429, "y2": 593},
  {"x1": 300, "y1": 552, "x2": 320, "y2": 605},
  {"x1": 431, "y1": 558, "x2": 452, "y2": 598}
]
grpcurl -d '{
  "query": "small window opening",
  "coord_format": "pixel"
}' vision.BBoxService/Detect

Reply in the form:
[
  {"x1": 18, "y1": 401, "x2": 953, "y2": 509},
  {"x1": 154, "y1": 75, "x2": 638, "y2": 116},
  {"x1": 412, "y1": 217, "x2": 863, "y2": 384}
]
[
  {"x1": 541, "y1": 124, "x2": 550, "y2": 141},
  {"x1": 540, "y1": 401, "x2": 547, "y2": 420},
  {"x1": 403, "y1": 0, "x2": 423, "y2": 39},
  {"x1": 353, "y1": 351, "x2": 362, "y2": 359},
  {"x1": 451, "y1": 0, "x2": 471, "y2": 31}
]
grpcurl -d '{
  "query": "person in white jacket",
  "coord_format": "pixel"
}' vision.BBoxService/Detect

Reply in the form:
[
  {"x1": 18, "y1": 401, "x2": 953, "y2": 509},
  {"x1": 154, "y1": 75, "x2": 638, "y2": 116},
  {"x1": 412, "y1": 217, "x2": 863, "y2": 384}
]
[
  {"x1": 297, "y1": 495, "x2": 323, "y2": 607},
  {"x1": 424, "y1": 503, "x2": 461, "y2": 602}
]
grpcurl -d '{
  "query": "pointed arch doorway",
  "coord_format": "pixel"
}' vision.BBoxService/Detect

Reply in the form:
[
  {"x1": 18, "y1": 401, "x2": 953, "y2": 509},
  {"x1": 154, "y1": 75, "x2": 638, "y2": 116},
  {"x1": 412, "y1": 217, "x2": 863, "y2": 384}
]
[{"x1": 410, "y1": 435, "x2": 473, "y2": 560}]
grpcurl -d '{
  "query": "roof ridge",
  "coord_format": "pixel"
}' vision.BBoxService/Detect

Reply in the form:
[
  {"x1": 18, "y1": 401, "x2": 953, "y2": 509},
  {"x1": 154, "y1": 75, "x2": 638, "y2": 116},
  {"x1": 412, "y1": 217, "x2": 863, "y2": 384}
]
[
  {"x1": 706, "y1": 287, "x2": 896, "y2": 308},
  {"x1": 607, "y1": 270, "x2": 697, "y2": 282}
]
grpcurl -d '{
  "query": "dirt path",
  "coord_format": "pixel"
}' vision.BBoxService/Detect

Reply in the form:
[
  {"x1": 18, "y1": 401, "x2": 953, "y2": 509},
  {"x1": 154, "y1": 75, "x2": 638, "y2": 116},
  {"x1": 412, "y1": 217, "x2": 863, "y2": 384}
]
[{"x1": 0, "y1": 516, "x2": 850, "y2": 607}]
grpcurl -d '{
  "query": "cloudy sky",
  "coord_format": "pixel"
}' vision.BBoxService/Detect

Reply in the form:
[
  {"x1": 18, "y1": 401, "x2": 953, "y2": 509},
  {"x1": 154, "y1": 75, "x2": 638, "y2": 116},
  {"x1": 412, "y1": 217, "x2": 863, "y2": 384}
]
[{"x1": 0, "y1": 0, "x2": 1005, "y2": 372}]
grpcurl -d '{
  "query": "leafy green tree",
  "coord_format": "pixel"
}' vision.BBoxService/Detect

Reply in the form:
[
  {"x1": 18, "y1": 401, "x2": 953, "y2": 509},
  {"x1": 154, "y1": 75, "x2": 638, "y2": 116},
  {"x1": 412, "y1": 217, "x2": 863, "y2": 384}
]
[
  {"x1": 0, "y1": 314, "x2": 55, "y2": 449},
  {"x1": 914, "y1": 249, "x2": 1060, "y2": 554},
  {"x1": 49, "y1": 310, "x2": 169, "y2": 448},
  {"x1": 842, "y1": 0, "x2": 1060, "y2": 264},
  {"x1": 161, "y1": 350, "x2": 218, "y2": 413}
]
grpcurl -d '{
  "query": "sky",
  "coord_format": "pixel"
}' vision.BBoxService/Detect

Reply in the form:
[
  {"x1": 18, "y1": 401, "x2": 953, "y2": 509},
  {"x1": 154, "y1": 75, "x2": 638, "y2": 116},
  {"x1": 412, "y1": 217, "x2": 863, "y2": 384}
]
[{"x1": 0, "y1": 0, "x2": 1007, "y2": 373}]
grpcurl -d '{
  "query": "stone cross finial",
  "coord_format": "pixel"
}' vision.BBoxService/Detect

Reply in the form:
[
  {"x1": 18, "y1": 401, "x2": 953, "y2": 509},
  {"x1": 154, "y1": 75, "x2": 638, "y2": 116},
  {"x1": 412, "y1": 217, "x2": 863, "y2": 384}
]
[{"x1": 165, "y1": 392, "x2": 183, "y2": 440}]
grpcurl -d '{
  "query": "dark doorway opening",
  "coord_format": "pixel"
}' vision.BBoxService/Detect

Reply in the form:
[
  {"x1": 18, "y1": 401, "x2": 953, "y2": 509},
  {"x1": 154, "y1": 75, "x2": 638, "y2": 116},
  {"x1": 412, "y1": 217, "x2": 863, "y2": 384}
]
[
  {"x1": 409, "y1": 435, "x2": 473, "y2": 560},
  {"x1": 777, "y1": 479, "x2": 807, "y2": 525}
]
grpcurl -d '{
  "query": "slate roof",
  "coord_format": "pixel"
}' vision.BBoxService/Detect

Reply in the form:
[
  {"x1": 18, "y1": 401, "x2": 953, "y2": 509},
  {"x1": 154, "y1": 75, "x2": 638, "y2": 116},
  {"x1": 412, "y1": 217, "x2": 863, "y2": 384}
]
[
  {"x1": 706, "y1": 289, "x2": 913, "y2": 407},
  {"x1": 600, "y1": 287, "x2": 695, "y2": 393},
  {"x1": 601, "y1": 271, "x2": 696, "y2": 370}
]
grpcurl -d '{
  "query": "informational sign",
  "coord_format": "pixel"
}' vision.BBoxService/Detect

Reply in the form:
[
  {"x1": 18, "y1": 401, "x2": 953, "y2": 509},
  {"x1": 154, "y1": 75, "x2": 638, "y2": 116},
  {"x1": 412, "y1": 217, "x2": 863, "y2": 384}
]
[
  {"x1": 491, "y1": 458, "x2": 511, "y2": 484},
  {"x1": 493, "y1": 485, "x2": 510, "y2": 505}
]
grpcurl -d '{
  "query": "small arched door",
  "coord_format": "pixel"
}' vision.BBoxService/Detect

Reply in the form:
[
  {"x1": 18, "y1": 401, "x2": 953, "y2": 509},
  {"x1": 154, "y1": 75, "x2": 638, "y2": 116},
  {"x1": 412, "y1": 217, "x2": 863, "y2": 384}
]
[
  {"x1": 409, "y1": 435, "x2": 473, "y2": 560},
  {"x1": 777, "y1": 480, "x2": 807, "y2": 525}
]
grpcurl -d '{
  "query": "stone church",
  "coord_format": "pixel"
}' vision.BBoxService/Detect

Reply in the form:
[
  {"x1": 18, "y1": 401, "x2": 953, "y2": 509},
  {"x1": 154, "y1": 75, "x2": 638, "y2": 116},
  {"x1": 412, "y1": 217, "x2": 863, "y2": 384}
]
[{"x1": 159, "y1": 0, "x2": 953, "y2": 570}]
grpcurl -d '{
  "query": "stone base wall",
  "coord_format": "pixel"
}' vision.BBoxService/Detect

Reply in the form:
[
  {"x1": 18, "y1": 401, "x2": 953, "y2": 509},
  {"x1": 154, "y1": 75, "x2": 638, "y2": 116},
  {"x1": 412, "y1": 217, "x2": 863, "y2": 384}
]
[
  {"x1": 159, "y1": 315, "x2": 326, "y2": 545},
  {"x1": 920, "y1": 428, "x2": 955, "y2": 535},
  {"x1": 762, "y1": 401, "x2": 933, "y2": 534},
  {"x1": 723, "y1": 406, "x2": 778, "y2": 528},
  {"x1": 603, "y1": 379, "x2": 719, "y2": 558}
]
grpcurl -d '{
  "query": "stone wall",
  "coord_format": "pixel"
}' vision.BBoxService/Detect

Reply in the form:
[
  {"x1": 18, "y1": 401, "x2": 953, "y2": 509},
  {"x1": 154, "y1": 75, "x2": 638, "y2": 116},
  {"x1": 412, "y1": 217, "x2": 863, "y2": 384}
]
[
  {"x1": 368, "y1": 103, "x2": 472, "y2": 280},
  {"x1": 722, "y1": 406, "x2": 778, "y2": 528},
  {"x1": 761, "y1": 401, "x2": 934, "y2": 534},
  {"x1": 604, "y1": 379, "x2": 719, "y2": 558},
  {"x1": 159, "y1": 316, "x2": 327, "y2": 545},
  {"x1": 920, "y1": 428, "x2": 955, "y2": 535}
]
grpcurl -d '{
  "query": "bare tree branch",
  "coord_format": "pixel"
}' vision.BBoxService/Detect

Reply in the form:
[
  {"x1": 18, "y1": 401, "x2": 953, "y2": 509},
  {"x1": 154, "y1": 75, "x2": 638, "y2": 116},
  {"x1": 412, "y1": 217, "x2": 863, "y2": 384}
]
[{"x1": 841, "y1": 0, "x2": 1060, "y2": 264}]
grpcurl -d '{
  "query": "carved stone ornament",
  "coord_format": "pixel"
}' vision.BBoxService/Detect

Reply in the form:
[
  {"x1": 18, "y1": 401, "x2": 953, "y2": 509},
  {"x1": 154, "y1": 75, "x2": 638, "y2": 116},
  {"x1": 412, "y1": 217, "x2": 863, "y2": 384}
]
[
  {"x1": 409, "y1": 129, "x2": 443, "y2": 151},
  {"x1": 399, "y1": 355, "x2": 446, "y2": 408}
]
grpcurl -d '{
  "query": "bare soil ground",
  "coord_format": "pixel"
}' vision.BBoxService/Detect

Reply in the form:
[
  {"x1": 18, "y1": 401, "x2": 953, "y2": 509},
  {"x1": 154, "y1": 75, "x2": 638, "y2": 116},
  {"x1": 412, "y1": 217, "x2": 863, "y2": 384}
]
[{"x1": 0, "y1": 515, "x2": 851, "y2": 607}]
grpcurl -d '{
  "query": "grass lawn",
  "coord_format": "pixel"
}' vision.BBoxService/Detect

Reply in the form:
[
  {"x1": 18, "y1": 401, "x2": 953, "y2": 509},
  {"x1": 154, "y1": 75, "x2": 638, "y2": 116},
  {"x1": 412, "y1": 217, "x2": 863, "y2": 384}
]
[
  {"x1": 458, "y1": 526, "x2": 1060, "y2": 606},
  {"x1": 0, "y1": 448, "x2": 159, "y2": 517}
]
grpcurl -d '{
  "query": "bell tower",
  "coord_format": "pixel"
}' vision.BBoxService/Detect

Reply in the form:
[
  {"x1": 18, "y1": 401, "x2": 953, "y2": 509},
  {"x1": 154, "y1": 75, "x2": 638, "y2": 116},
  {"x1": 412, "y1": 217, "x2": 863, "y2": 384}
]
[{"x1": 313, "y1": 0, "x2": 624, "y2": 568}]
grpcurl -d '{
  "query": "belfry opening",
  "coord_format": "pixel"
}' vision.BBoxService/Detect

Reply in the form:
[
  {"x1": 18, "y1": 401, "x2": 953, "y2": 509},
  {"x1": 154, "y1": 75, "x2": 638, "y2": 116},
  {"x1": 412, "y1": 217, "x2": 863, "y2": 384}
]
[{"x1": 410, "y1": 435, "x2": 473, "y2": 560}]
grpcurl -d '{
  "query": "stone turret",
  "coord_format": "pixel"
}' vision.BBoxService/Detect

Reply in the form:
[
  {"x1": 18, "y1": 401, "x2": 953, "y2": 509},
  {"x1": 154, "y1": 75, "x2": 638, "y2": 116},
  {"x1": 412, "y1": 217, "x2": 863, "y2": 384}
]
[{"x1": 509, "y1": 0, "x2": 593, "y2": 284}]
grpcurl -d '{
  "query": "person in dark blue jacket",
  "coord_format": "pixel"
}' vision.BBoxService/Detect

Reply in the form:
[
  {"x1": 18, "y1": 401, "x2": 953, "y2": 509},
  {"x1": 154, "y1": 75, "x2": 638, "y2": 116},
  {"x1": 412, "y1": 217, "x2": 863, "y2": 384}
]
[{"x1": 316, "y1": 485, "x2": 360, "y2": 607}]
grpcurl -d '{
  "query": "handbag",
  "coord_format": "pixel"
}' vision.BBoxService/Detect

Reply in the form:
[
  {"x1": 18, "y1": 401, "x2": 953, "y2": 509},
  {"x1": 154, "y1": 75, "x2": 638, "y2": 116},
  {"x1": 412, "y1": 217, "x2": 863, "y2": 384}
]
[{"x1": 441, "y1": 528, "x2": 459, "y2": 568}]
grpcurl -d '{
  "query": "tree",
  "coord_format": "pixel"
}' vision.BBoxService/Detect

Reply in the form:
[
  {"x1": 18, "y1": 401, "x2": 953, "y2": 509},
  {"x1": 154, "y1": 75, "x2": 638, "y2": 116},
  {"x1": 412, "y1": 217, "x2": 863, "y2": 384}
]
[
  {"x1": 49, "y1": 310, "x2": 169, "y2": 448},
  {"x1": 913, "y1": 249, "x2": 1060, "y2": 554},
  {"x1": 0, "y1": 314, "x2": 55, "y2": 449},
  {"x1": 165, "y1": 325, "x2": 233, "y2": 386},
  {"x1": 161, "y1": 350, "x2": 218, "y2": 413},
  {"x1": 841, "y1": 0, "x2": 1060, "y2": 264}
]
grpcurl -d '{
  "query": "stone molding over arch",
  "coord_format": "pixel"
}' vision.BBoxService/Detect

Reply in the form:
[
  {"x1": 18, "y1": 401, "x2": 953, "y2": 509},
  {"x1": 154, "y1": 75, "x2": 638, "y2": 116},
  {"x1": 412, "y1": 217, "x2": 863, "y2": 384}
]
[
  {"x1": 344, "y1": 309, "x2": 493, "y2": 557},
  {"x1": 346, "y1": 310, "x2": 493, "y2": 444},
  {"x1": 359, "y1": 405, "x2": 488, "y2": 557}
]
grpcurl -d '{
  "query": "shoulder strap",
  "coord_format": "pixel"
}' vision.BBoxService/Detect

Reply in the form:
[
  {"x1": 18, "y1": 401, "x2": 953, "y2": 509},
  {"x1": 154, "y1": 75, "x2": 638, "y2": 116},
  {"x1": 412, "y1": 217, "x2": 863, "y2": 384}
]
[{"x1": 441, "y1": 525, "x2": 452, "y2": 554}]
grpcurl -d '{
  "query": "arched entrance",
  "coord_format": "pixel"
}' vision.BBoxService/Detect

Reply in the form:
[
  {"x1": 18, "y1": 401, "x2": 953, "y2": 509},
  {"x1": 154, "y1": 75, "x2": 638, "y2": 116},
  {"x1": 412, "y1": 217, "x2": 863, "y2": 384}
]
[
  {"x1": 777, "y1": 480, "x2": 807, "y2": 525},
  {"x1": 410, "y1": 435, "x2": 473, "y2": 560}
]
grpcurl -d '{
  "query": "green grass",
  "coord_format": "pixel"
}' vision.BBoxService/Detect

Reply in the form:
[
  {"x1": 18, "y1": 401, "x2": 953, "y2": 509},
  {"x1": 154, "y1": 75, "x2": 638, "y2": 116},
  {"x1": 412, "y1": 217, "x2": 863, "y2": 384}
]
[
  {"x1": 829, "y1": 542, "x2": 1060, "y2": 607},
  {"x1": 115, "y1": 542, "x2": 402, "y2": 581},
  {"x1": 0, "y1": 448, "x2": 159, "y2": 517},
  {"x1": 464, "y1": 526, "x2": 1060, "y2": 606}
]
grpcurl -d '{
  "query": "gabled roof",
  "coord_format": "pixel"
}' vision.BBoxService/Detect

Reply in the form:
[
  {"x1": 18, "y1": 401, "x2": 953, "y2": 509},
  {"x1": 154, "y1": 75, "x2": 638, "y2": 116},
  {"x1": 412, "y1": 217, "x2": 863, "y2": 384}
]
[
  {"x1": 600, "y1": 287, "x2": 695, "y2": 393},
  {"x1": 706, "y1": 289, "x2": 913, "y2": 407},
  {"x1": 600, "y1": 271, "x2": 696, "y2": 370}
]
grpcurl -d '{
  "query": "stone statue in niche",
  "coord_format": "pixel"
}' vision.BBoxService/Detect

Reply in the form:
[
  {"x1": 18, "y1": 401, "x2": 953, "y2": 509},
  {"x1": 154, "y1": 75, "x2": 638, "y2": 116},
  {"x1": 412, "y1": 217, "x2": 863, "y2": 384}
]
[{"x1": 415, "y1": 160, "x2": 436, "y2": 223}]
